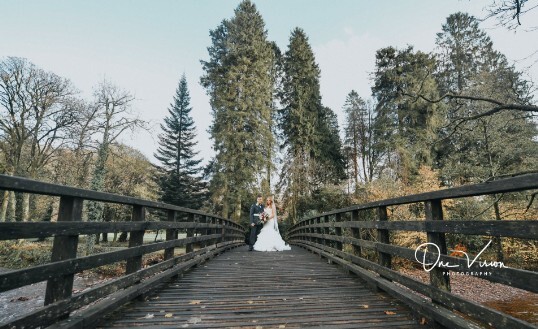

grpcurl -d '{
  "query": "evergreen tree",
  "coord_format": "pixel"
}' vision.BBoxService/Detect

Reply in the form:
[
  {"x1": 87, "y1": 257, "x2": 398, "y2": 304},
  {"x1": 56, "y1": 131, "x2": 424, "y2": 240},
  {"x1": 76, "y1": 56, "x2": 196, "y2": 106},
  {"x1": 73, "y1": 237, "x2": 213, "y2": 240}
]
[
  {"x1": 201, "y1": 0, "x2": 276, "y2": 221},
  {"x1": 434, "y1": 13, "x2": 537, "y2": 261},
  {"x1": 343, "y1": 91, "x2": 377, "y2": 189},
  {"x1": 436, "y1": 12, "x2": 495, "y2": 94},
  {"x1": 278, "y1": 28, "x2": 345, "y2": 221},
  {"x1": 154, "y1": 74, "x2": 205, "y2": 209},
  {"x1": 434, "y1": 13, "x2": 537, "y2": 185},
  {"x1": 315, "y1": 106, "x2": 346, "y2": 184},
  {"x1": 371, "y1": 46, "x2": 442, "y2": 183}
]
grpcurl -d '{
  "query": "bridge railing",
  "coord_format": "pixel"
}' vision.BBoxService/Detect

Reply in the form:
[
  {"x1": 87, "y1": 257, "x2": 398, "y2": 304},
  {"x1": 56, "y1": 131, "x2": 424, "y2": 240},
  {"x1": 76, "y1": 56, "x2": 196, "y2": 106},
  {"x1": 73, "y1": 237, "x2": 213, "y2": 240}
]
[
  {"x1": 288, "y1": 174, "x2": 538, "y2": 329},
  {"x1": 0, "y1": 174, "x2": 245, "y2": 329}
]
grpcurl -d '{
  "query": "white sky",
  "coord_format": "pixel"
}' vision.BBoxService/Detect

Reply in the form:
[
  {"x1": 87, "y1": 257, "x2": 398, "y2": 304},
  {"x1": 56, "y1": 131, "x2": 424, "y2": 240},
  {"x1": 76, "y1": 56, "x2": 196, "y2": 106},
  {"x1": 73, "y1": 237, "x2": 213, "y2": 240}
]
[{"x1": 1, "y1": 0, "x2": 537, "y2": 165}]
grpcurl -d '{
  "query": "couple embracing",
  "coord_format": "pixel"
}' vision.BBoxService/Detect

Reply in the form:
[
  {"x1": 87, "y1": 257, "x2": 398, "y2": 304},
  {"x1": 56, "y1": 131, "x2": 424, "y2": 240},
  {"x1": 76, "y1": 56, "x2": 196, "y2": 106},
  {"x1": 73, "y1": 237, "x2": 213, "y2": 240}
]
[{"x1": 248, "y1": 195, "x2": 291, "y2": 252}]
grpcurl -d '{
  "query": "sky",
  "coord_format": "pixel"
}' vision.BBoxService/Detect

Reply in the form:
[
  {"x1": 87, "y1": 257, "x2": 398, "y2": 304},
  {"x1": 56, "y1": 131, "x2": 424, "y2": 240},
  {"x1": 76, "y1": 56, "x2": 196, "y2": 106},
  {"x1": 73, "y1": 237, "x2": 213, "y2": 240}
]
[{"x1": 1, "y1": 0, "x2": 537, "y2": 166}]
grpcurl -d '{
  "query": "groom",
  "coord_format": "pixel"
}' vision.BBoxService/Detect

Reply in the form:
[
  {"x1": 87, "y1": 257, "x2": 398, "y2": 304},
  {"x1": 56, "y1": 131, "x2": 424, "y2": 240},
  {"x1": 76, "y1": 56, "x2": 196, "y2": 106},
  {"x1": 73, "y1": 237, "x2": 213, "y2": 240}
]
[{"x1": 248, "y1": 194, "x2": 264, "y2": 251}]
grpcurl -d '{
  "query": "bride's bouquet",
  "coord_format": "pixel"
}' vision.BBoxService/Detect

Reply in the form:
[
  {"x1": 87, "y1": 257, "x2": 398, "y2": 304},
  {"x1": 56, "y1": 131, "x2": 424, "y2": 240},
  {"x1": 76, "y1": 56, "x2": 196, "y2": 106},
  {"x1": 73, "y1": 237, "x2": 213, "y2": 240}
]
[{"x1": 259, "y1": 212, "x2": 269, "y2": 224}]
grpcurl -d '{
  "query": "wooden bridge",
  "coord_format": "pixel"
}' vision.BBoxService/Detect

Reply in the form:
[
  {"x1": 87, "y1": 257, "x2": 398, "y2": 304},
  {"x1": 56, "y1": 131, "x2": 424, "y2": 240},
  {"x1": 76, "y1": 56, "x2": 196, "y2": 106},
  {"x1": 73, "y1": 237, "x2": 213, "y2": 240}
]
[{"x1": 0, "y1": 174, "x2": 537, "y2": 328}]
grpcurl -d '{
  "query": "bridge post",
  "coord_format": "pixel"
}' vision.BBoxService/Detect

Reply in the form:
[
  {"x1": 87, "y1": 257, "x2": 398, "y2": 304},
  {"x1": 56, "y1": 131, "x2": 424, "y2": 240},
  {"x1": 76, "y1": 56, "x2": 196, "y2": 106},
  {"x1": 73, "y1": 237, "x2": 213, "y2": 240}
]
[
  {"x1": 335, "y1": 213, "x2": 343, "y2": 251},
  {"x1": 164, "y1": 210, "x2": 177, "y2": 260},
  {"x1": 323, "y1": 216, "x2": 330, "y2": 247},
  {"x1": 351, "y1": 210, "x2": 362, "y2": 257},
  {"x1": 220, "y1": 218, "x2": 226, "y2": 244},
  {"x1": 186, "y1": 213, "x2": 195, "y2": 253},
  {"x1": 376, "y1": 206, "x2": 392, "y2": 270},
  {"x1": 425, "y1": 200, "x2": 451, "y2": 295},
  {"x1": 310, "y1": 217, "x2": 314, "y2": 244},
  {"x1": 44, "y1": 196, "x2": 83, "y2": 310},
  {"x1": 126, "y1": 205, "x2": 145, "y2": 274}
]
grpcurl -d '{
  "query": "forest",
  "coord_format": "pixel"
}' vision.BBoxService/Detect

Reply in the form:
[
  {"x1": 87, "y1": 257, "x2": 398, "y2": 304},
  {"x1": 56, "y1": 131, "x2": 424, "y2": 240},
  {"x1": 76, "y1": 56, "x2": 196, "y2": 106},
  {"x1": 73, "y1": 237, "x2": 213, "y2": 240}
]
[{"x1": 1, "y1": 1, "x2": 537, "y2": 265}]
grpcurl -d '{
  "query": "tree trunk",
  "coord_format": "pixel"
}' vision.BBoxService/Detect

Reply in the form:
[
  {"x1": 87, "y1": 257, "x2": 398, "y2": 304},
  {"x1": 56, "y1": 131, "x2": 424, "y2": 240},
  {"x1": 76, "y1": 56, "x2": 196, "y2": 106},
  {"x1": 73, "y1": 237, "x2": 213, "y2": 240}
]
[
  {"x1": 233, "y1": 197, "x2": 242, "y2": 222},
  {"x1": 7, "y1": 191, "x2": 16, "y2": 222},
  {"x1": 23, "y1": 193, "x2": 30, "y2": 222},
  {"x1": 0, "y1": 190, "x2": 9, "y2": 222}
]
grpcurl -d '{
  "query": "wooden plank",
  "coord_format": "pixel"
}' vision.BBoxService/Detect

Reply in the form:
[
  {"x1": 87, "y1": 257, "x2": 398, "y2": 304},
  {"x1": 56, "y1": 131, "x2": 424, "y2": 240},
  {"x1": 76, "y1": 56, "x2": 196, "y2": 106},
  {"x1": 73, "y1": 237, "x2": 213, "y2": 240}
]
[
  {"x1": 96, "y1": 246, "x2": 423, "y2": 329},
  {"x1": 294, "y1": 240, "x2": 536, "y2": 329},
  {"x1": 294, "y1": 242, "x2": 481, "y2": 329},
  {"x1": 186, "y1": 213, "x2": 195, "y2": 253},
  {"x1": 0, "y1": 243, "x2": 242, "y2": 329},
  {"x1": 288, "y1": 220, "x2": 538, "y2": 240},
  {"x1": 0, "y1": 175, "x2": 238, "y2": 223},
  {"x1": 335, "y1": 213, "x2": 343, "y2": 251},
  {"x1": 47, "y1": 244, "x2": 241, "y2": 329},
  {"x1": 293, "y1": 173, "x2": 538, "y2": 224},
  {"x1": 0, "y1": 234, "x2": 222, "y2": 292},
  {"x1": 425, "y1": 200, "x2": 451, "y2": 297},
  {"x1": 351, "y1": 210, "x2": 362, "y2": 257},
  {"x1": 44, "y1": 197, "x2": 83, "y2": 307},
  {"x1": 164, "y1": 210, "x2": 176, "y2": 261},
  {"x1": 293, "y1": 232, "x2": 538, "y2": 293},
  {"x1": 0, "y1": 221, "x2": 230, "y2": 240},
  {"x1": 126, "y1": 206, "x2": 145, "y2": 275},
  {"x1": 376, "y1": 206, "x2": 391, "y2": 269}
]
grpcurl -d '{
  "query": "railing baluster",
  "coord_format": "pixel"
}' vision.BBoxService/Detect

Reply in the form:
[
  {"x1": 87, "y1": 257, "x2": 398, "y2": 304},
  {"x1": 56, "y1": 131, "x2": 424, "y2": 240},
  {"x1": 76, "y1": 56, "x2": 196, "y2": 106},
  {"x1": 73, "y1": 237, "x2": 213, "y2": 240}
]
[
  {"x1": 186, "y1": 213, "x2": 195, "y2": 253},
  {"x1": 126, "y1": 205, "x2": 145, "y2": 274},
  {"x1": 44, "y1": 196, "x2": 83, "y2": 310},
  {"x1": 335, "y1": 213, "x2": 343, "y2": 251},
  {"x1": 221, "y1": 218, "x2": 226, "y2": 243},
  {"x1": 376, "y1": 206, "x2": 391, "y2": 269},
  {"x1": 351, "y1": 210, "x2": 361, "y2": 257},
  {"x1": 164, "y1": 210, "x2": 176, "y2": 260},
  {"x1": 425, "y1": 200, "x2": 451, "y2": 295}
]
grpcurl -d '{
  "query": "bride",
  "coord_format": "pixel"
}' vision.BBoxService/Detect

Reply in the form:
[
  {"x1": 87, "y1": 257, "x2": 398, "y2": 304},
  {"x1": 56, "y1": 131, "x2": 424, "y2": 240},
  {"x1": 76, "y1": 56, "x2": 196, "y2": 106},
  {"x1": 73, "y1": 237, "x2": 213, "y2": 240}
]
[{"x1": 253, "y1": 197, "x2": 291, "y2": 252}]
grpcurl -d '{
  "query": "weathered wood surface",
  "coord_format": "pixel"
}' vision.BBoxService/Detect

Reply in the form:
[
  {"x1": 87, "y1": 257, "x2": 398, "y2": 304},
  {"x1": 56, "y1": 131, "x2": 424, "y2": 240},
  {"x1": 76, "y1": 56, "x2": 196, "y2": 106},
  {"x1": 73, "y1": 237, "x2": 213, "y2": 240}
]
[
  {"x1": 98, "y1": 246, "x2": 425, "y2": 329},
  {"x1": 295, "y1": 173, "x2": 538, "y2": 222},
  {"x1": 0, "y1": 175, "x2": 244, "y2": 230},
  {"x1": 293, "y1": 240, "x2": 535, "y2": 329},
  {"x1": 287, "y1": 220, "x2": 538, "y2": 240}
]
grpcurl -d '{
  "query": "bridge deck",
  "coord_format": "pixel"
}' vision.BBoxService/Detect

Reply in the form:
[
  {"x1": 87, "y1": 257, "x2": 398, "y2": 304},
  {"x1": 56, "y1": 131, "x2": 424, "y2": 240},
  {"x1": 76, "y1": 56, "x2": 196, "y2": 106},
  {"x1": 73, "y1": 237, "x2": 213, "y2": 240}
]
[{"x1": 98, "y1": 246, "x2": 425, "y2": 328}]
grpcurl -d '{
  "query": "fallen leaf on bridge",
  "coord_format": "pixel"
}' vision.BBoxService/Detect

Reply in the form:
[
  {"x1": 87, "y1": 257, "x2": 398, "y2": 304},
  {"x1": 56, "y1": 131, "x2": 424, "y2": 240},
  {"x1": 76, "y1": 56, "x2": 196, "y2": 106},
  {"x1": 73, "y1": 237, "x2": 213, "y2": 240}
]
[
  {"x1": 384, "y1": 311, "x2": 396, "y2": 315},
  {"x1": 10, "y1": 296, "x2": 30, "y2": 302},
  {"x1": 189, "y1": 300, "x2": 202, "y2": 305},
  {"x1": 164, "y1": 313, "x2": 173, "y2": 318},
  {"x1": 359, "y1": 305, "x2": 369, "y2": 308},
  {"x1": 143, "y1": 313, "x2": 154, "y2": 319},
  {"x1": 188, "y1": 317, "x2": 202, "y2": 324}
]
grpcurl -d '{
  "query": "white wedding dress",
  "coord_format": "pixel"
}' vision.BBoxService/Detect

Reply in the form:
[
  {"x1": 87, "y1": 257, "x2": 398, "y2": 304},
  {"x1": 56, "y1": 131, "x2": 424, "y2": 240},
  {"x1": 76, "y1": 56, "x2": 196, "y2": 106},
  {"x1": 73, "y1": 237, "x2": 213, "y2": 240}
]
[{"x1": 253, "y1": 204, "x2": 291, "y2": 252}]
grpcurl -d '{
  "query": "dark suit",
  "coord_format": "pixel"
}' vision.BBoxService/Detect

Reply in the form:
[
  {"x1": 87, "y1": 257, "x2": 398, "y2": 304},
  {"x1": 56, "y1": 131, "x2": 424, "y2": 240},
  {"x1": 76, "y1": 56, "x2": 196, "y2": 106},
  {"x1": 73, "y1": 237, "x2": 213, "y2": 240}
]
[{"x1": 249, "y1": 203, "x2": 264, "y2": 250}]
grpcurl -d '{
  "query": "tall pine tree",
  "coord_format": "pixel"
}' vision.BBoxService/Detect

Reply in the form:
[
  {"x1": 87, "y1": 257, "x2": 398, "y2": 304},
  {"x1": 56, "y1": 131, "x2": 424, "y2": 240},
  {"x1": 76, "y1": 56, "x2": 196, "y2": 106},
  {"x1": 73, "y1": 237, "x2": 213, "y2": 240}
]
[
  {"x1": 201, "y1": 0, "x2": 276, "y2": 221},
  {"x1": 278, "y1": 28, "x2": 345, "y2": 221},
  {"x1": 155, "y1": 74, "x2": 205, "y2": 209}
]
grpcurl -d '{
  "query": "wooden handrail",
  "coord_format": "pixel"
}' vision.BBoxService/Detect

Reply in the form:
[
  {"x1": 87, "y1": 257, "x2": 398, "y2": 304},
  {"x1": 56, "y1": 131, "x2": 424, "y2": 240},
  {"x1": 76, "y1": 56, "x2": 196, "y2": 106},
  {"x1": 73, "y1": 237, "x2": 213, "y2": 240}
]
[
  {"x1": 0, "y1": 174, "x2": 236, "y2": 223},
  {"x1": 296, "y1": 173, "x2": 538, "y2": 223},
  {"x1": 288, "y1": 174, "x2": 538, "y2": 329},
  {"x1": 0, "y1": 175, "x2": 246, "y2": 329}
]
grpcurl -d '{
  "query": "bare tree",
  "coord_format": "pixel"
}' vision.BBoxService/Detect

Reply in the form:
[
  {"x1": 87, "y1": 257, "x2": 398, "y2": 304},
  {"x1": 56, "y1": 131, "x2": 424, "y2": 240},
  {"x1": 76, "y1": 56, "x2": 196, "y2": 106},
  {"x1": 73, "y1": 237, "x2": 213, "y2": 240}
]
[
  {"x1": 0, "y1": 57, "x2": 77, "y2": 221},
  {"x1": 85, "y1": 79, "x2": 146, "y2": 254},
  {"x1": 484, "y1": 0, "x2": 538, "y2": 31}
]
